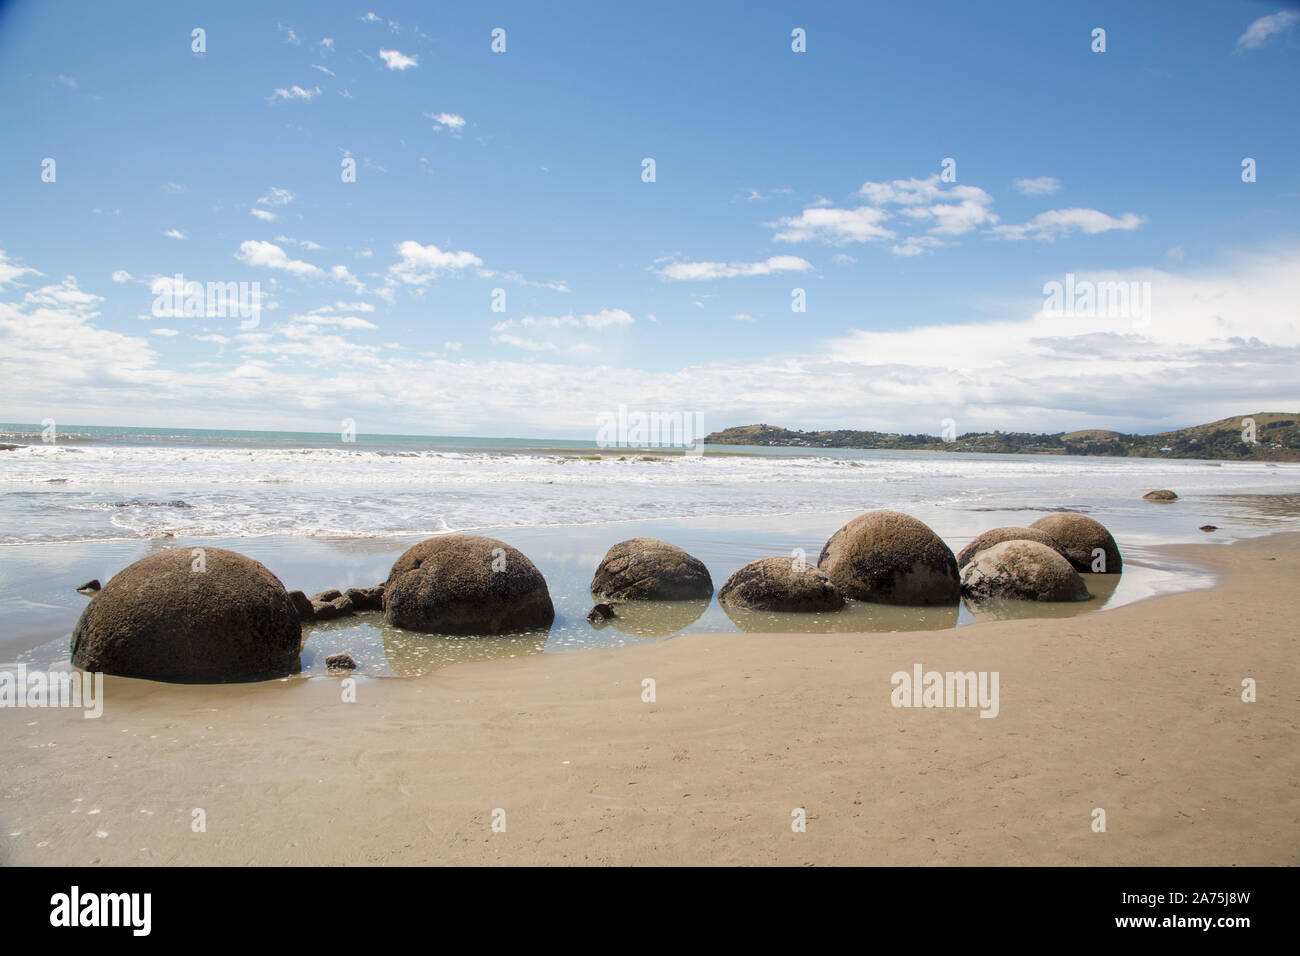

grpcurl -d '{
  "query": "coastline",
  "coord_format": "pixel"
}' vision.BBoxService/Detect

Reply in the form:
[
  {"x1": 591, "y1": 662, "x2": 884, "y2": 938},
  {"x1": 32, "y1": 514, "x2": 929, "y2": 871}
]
[{"x1": 3, "y1": 531, "x2": 1296, "y2": 866}]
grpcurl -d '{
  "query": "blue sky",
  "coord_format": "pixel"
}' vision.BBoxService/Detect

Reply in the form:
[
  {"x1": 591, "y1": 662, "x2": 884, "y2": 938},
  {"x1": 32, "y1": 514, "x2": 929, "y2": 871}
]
[{"x1": 1, "y1": 0, "x2": 1298, "y2": 437}]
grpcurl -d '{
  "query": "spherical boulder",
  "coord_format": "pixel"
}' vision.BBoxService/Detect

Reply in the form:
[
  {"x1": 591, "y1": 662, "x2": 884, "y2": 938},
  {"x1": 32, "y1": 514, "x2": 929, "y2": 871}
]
[
  {"x1": 718, "y1": 557, "x2": 845, "y2": 612},
  {"x1": 70, "y1": 547, "x2": 302, "y2": 683},
  {"x1": 590, "y1": 538, "x2": 713, "y2": 600},
  {"x1": 383, "y1": 535, "x2": 555, "y2": 635},
  {"x1": 1142, "y1": 489, "x2": 1178, "y2": 502},
  {"x1": 817, "y1": 510, "x2": 960, "y2": 605},
  {"x1": 1029, "y1": 513, "x2": 1122, "y2": 573},
  {"x1": 960, "y1": 540, "x2": 1091, "y2": 602},
  {"x1": 956, "y1": 526, "x2": 1069, "y2": 570}
]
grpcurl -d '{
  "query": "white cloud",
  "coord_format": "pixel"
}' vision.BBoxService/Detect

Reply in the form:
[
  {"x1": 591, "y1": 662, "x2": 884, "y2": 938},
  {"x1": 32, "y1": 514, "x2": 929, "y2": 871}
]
[
  {"x1": 772, "y1": 206, "x2": 894, "y2": 244},
  {"x1": 330, "y1": 264, "x2": 366, "y2": 294},
  {"x1": 772, "y1": 175, "x2": 997, "y2": 247},
  {"x1": 583, "y1": 308, "x2": 634, "y2": 330},
  {"x1": 250, "y1": 208, "x2": 276, "y2": 222},
  {"x1": 269, "y1": 85, "x2": 322, "y2": 102},
  {"x1": 656, "y1": 255, "x2": 814, "y2": 280},
  {"x1": 278, "y1": 24, "x2": 300, "y2": 46},
  {"x1": 312, "y1": 64, "x2": 336, "y2": 77},
  {"x1": 287, "y1": 311, "x2": 377, "y2": 331},
  {"x1": 361, "y1": 12, "x2": 381, "y2": 23},
  {"x1": 387, "y1": 240, "x2": 484, "y2": 286},
  {"x1": 492, "y1": 315, "x2": 581, "y2": 332},
  {"x1": 164, "y1": 229, "x2": 187, "y2": 240},
  {"x1": 859, "y1": 175, "x2": 997, "y2": 236},
  {"x1": 6, "y1": 250, "x2": 1298, "y2": 438},
  {"x1": 1236, "y1": 10, "x2": 1299, "y2": 51},
  {"x1": 1012, "y1": 176, "x2": 1062, "y2": 197},
  {"x1": 235, "y1": 240, "x2": 321, "y2": 276},
  {"x1": 990, "y1": 208, "x2": 1144, "y2": 242},
  {"x1": 320, "y1": 38, "x2": 334, "y2": 50},
  {"x1": 428, "y1": 111, "x2": 466, "y2": 134},
  {"x1": 0, "y1": 250, "x2": 42, "y2": 287},
  {"x1": 111, "y1": 269, "x2": 133, "y2": 283},
  {"x1": 379, "y1": 49, "x2": 418, "y2": 70},
  {"x1": 492, "y1": 333, "x2": 559, "y2": 352},
  {"x1": 257, "y1": 187, "x2": 294, "y2": 207},
  {"x1": 275, "y1": 235, "x2": 321, "y2": 250},
  {"x1": 151, "y1": 328, "x2": 179, "y2": 336},
  {"x1": 891, "y1": 236, "x2": 944, "y2": 257},
  {"x1": 731, "y1": 313, "x2": 755, "y2": 321}
]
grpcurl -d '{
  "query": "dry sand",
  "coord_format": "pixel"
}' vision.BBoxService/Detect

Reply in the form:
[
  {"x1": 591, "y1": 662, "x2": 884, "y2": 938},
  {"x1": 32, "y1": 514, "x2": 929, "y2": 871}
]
[{"x1": 2, "y1": 533, "x2": 1297, "y2": 866}]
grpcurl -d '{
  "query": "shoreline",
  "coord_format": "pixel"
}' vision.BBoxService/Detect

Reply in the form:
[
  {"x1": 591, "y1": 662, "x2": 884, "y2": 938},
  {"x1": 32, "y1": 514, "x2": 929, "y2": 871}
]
[
  {"x1": 1, "y1": 504, "x2": 1239, "y2": 670},
  {"x1": 2, "y1": 531, "x2": 1296, "y2": 866}
]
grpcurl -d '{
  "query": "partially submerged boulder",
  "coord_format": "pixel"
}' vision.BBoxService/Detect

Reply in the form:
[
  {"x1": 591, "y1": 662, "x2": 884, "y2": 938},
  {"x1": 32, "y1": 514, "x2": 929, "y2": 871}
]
[
  {"x1": 956, "y1": 526, "x2": 1068, "y2": 570},
  {"x1": 586, "y1": 602, "x2": 619, "y2": 624},
  {"x1": 70, "y1": 547, "x2": 301, "y2": 683},
  {"x1": 960, "y1": 540, "x2": 1091, "y2": 603},
  {"x1": 817, "y1": 511, "x2": 960, "y2": 605},
  {"x1": 383, "y1": 535, "x2": 555, "y2": 635},
  {"x1": 345, "y1": 585, "x2": 384, "y2": 611},
  {"x1": 1142, "y1": 489, "x2": 1178, "y2": 502},
  {"x1": 288, "y1": 589, "x2": 314, "y2": 621},
  {"x1": 718, "y1": 557, "x2": 844, "y2": 612},
  {"x1": 325, "y1": 653, "x2": 357, "y2": 671},
  {"x1": 1029, "y1": 513, "x2": 1122, "y2": 574},
  {"x1": 590, "y1": 538, "x2": 713, "y2": 600}
]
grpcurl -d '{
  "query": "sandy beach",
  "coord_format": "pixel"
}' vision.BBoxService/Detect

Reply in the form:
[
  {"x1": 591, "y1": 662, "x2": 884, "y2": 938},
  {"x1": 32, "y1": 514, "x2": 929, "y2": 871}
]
[{"x1": 3, "y1": 530, "x2": 1296, "y2": 867}]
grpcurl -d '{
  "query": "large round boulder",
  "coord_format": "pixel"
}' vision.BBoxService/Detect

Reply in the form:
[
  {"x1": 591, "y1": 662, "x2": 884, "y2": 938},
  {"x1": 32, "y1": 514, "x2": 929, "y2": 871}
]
[
  {"x1": 718, "y1": 557, "x2": 845, "y2": 612},
  {"x1": 70, "y1": 547, "x2": 302, "y2": 683},
  {"x1": 383, "y1": 535, "x2": 554, "y2": 635},
  {"x1": 817, "y1": 511, "x2": 960, "y2": 605},
  {"x1": 590, "y1": 538, "x2": 713, "y2": 600},
  {"x1": 960, "y1": 540, "x2": 1091, "y2": 602},
  {"x1": 1029, "y1": 513, "x2": 1122, "y2": 574},
  {"x1": 956, "y1": 526, "x2": 1069, "y2": 570}
]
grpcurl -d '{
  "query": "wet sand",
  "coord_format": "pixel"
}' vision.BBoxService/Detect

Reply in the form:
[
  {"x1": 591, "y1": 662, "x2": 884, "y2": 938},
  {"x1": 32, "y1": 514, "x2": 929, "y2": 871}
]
[{"x1": 2, "y1": 532, "x2": 1297, "y2": 866}]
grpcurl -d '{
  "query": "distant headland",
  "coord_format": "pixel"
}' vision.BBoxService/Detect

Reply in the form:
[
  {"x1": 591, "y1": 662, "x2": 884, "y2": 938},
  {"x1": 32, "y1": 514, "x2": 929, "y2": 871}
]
[{"x1": 704, "y1": 413, "x2": 1300, "y2": 462}]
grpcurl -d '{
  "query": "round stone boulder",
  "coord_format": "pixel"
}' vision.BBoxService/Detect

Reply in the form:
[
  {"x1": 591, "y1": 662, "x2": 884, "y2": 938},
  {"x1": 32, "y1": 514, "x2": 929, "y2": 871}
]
[
  {"x1": 383, "y1": 535, "x2": 555, "y2": 635},
  {"x1": 960, "y1": 540, "x2": 1091, "y2": 602},
  {"x1": 590, "y1": 538, "x2": 713, "y2": 600},
  {"x1": 70, "y1": 547, "x2": 302, "y2": 683},
  {"x1": 718, "y1": 557, "x2": 845, "y2": 612},
  {"x1": 1142, "y1": 489, "x2": 1178, "y2": 502},
  {"x1": 1029, "y1": 513, "x2": 1122, "y2": 573},
  {"x1": 817, "y1": 510, "x2": 960, "y2": 605},
  {"x1": 956, "y1": 526, "x2": 1069, "y2": 570}
]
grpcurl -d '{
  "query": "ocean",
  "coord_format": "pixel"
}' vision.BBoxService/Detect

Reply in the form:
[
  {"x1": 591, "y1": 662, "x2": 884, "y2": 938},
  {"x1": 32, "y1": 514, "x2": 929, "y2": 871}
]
[{"x1": 2, "y1": 423, "x2": 1298, "y2": 675}]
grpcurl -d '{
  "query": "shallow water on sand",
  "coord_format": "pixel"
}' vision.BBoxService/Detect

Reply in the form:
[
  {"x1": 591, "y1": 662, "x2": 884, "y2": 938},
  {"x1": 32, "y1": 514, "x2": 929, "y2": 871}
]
[{"x1": 6, "y1": 493, "x2": 1286, "y2": 678}]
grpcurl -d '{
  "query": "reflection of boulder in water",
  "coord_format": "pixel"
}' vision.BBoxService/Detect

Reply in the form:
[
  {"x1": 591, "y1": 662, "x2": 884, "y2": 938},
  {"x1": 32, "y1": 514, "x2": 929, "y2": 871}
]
[
  {"x1": 961, "y1": 573, "x2": 1120, "y2": 623},
  {"x1": 603, "y1": 598, "x2": 709, "y2": 638},
  {"x1": 380, "y1": 620, "x2": 549, "y2": 677},
  {"x1": 723, "y1": 600, "x2": 958, "y2": 634}
]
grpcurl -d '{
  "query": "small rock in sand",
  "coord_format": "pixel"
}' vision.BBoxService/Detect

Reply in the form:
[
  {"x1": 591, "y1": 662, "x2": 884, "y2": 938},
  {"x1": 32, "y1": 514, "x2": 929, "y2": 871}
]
[{"x1": 586, "y1": 602, "x2": 619, "y2": 623}]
